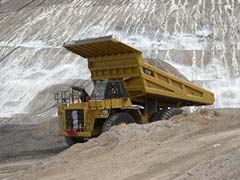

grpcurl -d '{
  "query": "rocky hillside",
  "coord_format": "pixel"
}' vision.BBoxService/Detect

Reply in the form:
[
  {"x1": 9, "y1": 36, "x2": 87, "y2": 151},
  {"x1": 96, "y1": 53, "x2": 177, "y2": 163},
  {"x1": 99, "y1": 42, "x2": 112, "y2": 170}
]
[{"x1": 0, "y1": 0, "x2": 240, "y2": 116}]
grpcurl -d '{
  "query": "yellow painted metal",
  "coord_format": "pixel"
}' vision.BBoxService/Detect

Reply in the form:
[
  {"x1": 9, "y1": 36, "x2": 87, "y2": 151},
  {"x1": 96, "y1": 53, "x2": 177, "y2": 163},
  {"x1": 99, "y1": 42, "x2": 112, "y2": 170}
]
[
  {"x1": 59, "y1": 129, "x2": 100, "y2": 137},
  {"x1": 59, "y1": 131, "x2": 91, "y2": 137},
  {"x1": 57, "y1": 97, "x2": 132, "y2": 138},
  {"x1": 64, "y1": 36, "x2": 214, "y2": 107},
  {"x1": 89, "y1": 98, "x2": 132, "y2": 109},
  {"x1": 64, "y1": 36, "x2": 141, "y2": 58}
]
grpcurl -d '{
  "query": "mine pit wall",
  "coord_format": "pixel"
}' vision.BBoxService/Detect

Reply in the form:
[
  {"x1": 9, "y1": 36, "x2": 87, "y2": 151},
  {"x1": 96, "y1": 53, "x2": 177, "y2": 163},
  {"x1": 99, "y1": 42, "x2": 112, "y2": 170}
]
[{"x1": 0, "y1": 0, "x2": 240, "y2": 116}]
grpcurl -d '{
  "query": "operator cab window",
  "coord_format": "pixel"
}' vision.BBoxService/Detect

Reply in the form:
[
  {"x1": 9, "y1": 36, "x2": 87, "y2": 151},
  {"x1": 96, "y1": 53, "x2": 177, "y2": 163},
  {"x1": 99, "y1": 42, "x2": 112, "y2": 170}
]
[
  {"x1": 91, "y1": 80, "x2": 128, "y2": 100},
  {"x1": 105, "y1": 81, "x2": 128, "y2": 99},
  {"x1": 91, "y1": 80, "x2": 108, "y2": 100},
  {"x1": 106, "y1": 82, "x2": 119, "y2": 98}
]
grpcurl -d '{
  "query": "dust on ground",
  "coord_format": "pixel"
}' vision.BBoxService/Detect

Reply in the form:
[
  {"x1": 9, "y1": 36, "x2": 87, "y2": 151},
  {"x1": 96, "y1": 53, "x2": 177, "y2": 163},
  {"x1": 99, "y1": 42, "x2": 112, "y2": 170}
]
[{"x1": 1, "y1": 108, "x2": 239, "y2": 180}]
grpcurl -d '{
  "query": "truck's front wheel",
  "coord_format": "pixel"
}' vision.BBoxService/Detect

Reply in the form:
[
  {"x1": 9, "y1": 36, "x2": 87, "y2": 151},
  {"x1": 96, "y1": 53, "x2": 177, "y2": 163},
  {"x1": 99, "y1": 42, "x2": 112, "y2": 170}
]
[{"x1": 102, "y1": 112, "x2": 135, "y2": 132}]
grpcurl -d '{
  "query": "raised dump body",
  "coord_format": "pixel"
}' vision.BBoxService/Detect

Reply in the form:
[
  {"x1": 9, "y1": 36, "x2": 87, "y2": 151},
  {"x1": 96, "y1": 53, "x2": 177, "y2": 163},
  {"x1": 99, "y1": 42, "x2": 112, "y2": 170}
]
[{"x1": 64, "y1": 36, "x2": 214, "y2": 108}]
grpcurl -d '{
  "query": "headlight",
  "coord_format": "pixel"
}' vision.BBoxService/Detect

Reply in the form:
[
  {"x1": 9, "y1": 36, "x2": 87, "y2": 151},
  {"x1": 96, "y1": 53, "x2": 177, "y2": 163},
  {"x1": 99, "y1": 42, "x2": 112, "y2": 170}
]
[{"x1": 102, "y1": 109, "x2": 109, "y2": 114}]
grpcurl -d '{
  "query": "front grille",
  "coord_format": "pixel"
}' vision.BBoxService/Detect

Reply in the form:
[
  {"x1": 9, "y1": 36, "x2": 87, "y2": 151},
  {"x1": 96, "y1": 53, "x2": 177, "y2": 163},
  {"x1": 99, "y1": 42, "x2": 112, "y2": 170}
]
[{"x1": 66, "y1": 110, "x2": 84, "y2": 131}]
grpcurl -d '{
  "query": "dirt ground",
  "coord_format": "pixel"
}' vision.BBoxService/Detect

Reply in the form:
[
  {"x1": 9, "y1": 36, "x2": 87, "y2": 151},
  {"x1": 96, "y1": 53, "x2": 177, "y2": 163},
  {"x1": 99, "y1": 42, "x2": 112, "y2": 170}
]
[
  {"x1": 0, "y1": 115, "x2": 67, "y2": 179},
  {"x1": 1, "y1": 108, "x2": 240, "y2": 180}
]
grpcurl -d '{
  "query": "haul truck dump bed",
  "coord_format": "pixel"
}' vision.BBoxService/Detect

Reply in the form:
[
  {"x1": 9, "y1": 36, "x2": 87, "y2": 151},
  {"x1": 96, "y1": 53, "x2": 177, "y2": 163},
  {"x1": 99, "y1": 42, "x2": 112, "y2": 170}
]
[{"x1": 64, "y1": 36, "x2": 214, "y2": 108}]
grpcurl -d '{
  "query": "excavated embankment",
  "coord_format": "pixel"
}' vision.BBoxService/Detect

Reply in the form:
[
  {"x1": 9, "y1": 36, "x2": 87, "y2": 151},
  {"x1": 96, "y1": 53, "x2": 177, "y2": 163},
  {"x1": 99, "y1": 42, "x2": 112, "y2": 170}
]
[{"x1": 1, "y1": 108, "x2": 239, "y2": 180}]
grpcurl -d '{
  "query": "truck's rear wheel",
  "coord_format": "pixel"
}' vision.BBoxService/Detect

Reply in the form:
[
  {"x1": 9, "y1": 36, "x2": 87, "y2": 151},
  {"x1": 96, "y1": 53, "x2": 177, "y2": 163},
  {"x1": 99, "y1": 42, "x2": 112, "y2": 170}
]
[
  {"x1": 150, "y1": 110, "x2": 166, "y2": 122},
  {"x1": 150, "y1": 109, "x2": 183, "y2": 122},
  {"x1": 161, "y1": 109, "x2": 183, "y2": 120},
  {"x1": 102, "y1": 112, "x2": 135, "y2": 132},
  {"x1": 65, "y1": 137, "x2": 85, "y2": 146}
]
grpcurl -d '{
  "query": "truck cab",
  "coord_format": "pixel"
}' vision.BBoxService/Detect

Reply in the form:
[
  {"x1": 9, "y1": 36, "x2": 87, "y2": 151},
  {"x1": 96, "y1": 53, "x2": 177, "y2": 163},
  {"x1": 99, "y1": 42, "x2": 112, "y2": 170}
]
[{"x1": 56, "y1": 80, "x2": 136, "y2": 145}]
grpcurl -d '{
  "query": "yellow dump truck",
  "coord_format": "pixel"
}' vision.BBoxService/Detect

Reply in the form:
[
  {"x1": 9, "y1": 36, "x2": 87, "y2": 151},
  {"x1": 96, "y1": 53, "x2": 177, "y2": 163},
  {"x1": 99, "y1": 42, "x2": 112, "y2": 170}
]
[{"x1": 55, "y1": 36, "x2": 214, "y2": 145}]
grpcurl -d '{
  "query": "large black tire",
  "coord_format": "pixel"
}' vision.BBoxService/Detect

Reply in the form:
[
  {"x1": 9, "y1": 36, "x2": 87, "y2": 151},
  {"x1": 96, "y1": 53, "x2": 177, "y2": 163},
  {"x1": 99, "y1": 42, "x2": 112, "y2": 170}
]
[
  {"x1": 150, "y1": 108, "x2": 183, "y2": 122},
  {"x1": 102, "y1": 112, "x2": 135, "y2": 132},
  {"x1": 150, "y1": 110, "x2": 166, "y2": 122},
  {"x1": 65, "y1": 137, "x2": 85, "y2": 146},
  {"x1": 161, "y1": 109, "x2": 183, "y2": 120}
]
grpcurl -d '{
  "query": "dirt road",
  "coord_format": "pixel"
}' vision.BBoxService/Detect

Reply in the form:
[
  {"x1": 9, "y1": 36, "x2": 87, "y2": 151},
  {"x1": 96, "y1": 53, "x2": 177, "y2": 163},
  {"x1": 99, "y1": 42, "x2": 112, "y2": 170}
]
[{"x1": 1, "y1": 108, "x2": 239, "y2": 180}]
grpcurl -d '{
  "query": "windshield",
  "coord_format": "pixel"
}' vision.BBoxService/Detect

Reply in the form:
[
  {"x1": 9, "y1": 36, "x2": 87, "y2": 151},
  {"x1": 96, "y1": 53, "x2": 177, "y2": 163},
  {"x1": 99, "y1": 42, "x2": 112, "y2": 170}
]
[
  {"x1": 91, "y1": 81, "x2": 108, "y2": 100},
  {"x1": 91, "y1": 80, "x2": 129, "y2": 100}
]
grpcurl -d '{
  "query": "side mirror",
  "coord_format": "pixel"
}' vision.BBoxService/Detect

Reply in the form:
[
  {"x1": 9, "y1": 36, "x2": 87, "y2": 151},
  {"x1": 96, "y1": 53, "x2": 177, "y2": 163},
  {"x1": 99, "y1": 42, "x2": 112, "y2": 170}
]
[{"x1": 54, "y1": 92, "x2": 58, "y2": 101}]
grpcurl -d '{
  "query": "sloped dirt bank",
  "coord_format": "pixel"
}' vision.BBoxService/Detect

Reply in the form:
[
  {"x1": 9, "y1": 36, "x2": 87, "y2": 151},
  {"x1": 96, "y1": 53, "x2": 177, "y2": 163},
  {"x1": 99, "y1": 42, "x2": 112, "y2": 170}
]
[{"x1": 3, "y1": 108, "x2": 240, "y2": 180}]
